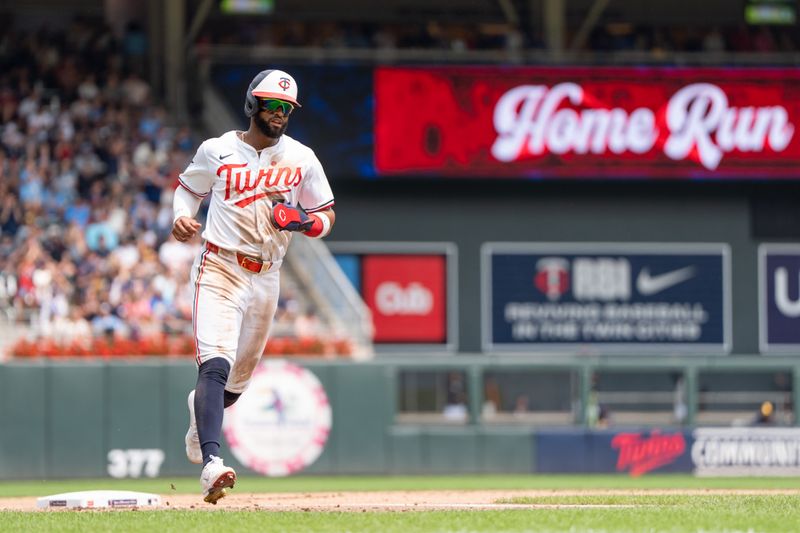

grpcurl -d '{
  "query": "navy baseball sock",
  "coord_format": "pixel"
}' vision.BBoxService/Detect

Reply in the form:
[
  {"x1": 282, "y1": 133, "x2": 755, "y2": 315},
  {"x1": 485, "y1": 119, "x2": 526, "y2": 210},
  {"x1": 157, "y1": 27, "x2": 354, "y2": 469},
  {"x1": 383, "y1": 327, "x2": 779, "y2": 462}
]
[
  {"x1": 195, "y1": 357, "x2": 231, "y2": 467},
  {"x1": 224, "y1": 390, "x2": 242, "y2": 408}
]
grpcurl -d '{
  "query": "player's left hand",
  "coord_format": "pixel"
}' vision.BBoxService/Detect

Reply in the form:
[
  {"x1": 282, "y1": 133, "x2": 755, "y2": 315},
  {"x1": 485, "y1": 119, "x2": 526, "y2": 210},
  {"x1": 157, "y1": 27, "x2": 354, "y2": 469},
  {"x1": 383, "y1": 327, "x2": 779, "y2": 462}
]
[{"x1": 271, "y1": 202, "x2": 314, "y2": 232}]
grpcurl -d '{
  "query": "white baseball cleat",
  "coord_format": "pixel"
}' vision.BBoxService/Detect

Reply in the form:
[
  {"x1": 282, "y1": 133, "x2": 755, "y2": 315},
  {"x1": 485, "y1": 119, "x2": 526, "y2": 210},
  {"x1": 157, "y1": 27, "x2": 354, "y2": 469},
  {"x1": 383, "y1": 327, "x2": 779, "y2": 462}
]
[
  {"x1": 200, "y1": 455, "x2": 236, "y2": 504},
  {"x1": 185, "y1": 390, "x2": 202, "y2": 464}
]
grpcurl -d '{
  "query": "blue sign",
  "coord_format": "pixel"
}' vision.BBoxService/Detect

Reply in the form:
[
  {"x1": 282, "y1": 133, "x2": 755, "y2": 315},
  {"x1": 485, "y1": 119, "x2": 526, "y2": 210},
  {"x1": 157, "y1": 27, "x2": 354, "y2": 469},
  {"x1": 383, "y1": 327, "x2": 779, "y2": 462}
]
[
  {"x1": 482, "y1": 243, "x2": 731, "y2": 354},
  {"x1": 535, "y1": 429, "x2": 694, "y2": 475},
  {"x1": 332, "y1": 253, "x2": 361, "y2": 293},
  {"x1": 759, "y1": 245, "x2": 800, "y2": 353}
]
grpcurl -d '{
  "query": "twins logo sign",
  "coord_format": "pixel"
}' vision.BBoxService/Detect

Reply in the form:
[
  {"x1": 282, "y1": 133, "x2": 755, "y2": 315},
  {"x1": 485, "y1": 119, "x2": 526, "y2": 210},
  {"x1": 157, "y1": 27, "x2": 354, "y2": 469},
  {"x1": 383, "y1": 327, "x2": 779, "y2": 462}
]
[
  {"x1": 483, "y1": 243, "x2": 731, "y2": 353},
  {"x1": 223, "y1": 360, "x2": 331, "y2": 477},
  {"x1": 759, "y1": 244, "x2": 800, "y2": 353}
]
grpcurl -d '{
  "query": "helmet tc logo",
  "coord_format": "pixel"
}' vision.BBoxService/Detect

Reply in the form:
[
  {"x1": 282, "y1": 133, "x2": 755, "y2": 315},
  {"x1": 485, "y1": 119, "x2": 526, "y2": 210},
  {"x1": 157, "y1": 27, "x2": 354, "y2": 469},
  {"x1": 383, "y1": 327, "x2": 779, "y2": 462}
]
[{"x1": 278, "y1": 77, "x2": 291, "y2": 91}]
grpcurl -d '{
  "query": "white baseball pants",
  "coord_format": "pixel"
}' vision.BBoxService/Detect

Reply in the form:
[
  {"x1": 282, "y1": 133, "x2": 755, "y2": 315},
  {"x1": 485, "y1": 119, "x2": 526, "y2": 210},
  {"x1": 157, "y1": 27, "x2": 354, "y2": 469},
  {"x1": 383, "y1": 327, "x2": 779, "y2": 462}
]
[{"x1": 190, "y1": 245, "x2": 280, "y2": 393}]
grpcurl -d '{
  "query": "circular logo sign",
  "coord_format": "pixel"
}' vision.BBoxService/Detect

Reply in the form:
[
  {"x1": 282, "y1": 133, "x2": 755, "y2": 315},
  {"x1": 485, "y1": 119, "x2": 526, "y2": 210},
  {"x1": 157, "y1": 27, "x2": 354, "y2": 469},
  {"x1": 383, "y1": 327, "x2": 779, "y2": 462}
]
[{"x1": 222, "y1": 360, "x2": 331, "y2": 477}]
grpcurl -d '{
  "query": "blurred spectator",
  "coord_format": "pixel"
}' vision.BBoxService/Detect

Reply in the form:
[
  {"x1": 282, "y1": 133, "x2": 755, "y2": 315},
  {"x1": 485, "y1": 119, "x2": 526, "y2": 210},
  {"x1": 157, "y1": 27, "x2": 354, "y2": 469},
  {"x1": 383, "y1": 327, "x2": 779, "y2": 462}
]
[
  {"x1": 702, "y1": 27, "x2": 726, "y2": 53},
  {"x1": 65, "y1": 198, "x2": 92, "y2": 228},
  {"x1": 52, "y1": 306, "x2": 92, "y2": 348},
  {"x1": 121, "y1": 71, "x2": 150, "y2": 106},
  {"x1": 122, "y1": 21, "x2": 147, "y2": 75},
  {"x1": 482, "y1": 376, "x2": 501, "y2": 417},
  {"x1": 672, "y1": 373, "x2": 688, "y2": 424},
  {"x1": 443, "y1": 371, "x2": 468, "y2": 421},
  {"x1": 85, "y1": 208, "x2": 120, "y2": 254},
  {"x1": 752, "y1": 401, "x2": 776, "y2": 426},
  {"x1": 513, "y1": 394, "x2": 530, "y2": 415},
  {"x1": 586, "y1": 372, "x2": 612, "y2": 428},
  {"x1": 753, "y1": 26, "x2": 778, "y2": 52},
  {"x1": 0, "y1": 186, "x2": 22, "y2": 236},
  {"x1": 596, "y1": 405, "x2": 611, "y2": 429},
  {"x1": 294, "y1": 307, "x2": 322, "y2": 338},
  {"x1": 92, "y1": 302, "x2": 128, "y2": 338}
]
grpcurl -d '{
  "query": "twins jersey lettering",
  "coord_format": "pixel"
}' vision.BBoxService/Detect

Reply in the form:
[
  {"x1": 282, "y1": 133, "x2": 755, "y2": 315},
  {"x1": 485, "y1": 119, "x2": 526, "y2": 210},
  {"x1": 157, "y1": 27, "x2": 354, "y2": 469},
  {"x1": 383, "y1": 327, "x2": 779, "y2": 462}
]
[{"x1": 178, "y1": 130, "x2": 334, "y2": 261}]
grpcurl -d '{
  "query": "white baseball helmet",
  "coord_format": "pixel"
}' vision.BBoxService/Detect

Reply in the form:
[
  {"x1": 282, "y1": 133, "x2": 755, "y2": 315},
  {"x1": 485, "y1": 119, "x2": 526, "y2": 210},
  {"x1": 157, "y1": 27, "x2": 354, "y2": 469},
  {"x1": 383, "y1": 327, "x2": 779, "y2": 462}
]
[
  {"x1": 244, "y1": 69, "x2": 301, "y2": 117},
  {"x1": 253, "y1": 70, "x2": 300, "y2": 103}
]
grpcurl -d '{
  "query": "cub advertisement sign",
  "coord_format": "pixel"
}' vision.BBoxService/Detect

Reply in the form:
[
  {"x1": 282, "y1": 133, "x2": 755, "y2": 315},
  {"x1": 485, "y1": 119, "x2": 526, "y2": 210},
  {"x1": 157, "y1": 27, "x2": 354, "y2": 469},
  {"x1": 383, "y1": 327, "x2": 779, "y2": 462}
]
[
  {"x1": 375, "y1": 67, "x2": 800, "y2": 179},
  {"x1": 329, "y1": 242, "x2": 457, "y2": 350},
  {"x1": 363, "y1": 255, "x2": 447, "y2": 343},
  {"x1": 482, "y1": 243, "x2": 731, "y2": 353}
]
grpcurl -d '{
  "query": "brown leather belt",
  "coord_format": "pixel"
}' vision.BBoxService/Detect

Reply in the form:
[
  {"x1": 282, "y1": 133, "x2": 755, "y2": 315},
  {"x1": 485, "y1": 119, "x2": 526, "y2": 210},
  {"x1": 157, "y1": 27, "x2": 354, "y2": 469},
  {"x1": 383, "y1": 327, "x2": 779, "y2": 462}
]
[{"x1": 205, "y1": 242, "x2": 272, "y2": 274}]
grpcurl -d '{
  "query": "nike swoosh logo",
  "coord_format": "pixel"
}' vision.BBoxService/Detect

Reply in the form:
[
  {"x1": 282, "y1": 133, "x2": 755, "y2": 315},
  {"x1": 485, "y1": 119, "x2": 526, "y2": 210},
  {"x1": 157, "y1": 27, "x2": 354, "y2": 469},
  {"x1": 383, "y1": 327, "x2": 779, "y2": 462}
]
[
  {"x1": 219, "y1": 153, "x2": 233, "y2": 160},
  {"x1": 636, "y1": 266, "x2": 696, "y2": 296}
]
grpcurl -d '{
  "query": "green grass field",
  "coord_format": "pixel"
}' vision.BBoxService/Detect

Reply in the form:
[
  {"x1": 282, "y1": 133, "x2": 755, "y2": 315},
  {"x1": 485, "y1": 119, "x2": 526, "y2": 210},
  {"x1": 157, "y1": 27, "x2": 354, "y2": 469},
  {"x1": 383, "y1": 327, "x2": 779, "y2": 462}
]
[{"x1": 2, "y1": 475, "x2": 800, "y2": 532}]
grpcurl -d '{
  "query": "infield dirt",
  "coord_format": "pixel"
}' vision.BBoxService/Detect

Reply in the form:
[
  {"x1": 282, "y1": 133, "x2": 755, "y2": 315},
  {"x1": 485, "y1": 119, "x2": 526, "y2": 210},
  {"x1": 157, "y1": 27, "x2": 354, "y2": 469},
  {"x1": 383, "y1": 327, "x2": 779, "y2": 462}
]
[{"x1": 2, "y1": 488, "x2": 798, "y2": 512}]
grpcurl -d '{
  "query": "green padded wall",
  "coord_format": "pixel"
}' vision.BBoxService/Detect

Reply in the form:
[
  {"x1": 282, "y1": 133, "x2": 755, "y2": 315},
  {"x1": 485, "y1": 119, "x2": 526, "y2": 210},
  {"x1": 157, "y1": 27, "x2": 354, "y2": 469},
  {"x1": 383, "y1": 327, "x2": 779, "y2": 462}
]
[
  {"x1": 2, "y1": 356, "x2": 798, "y2": 479},
  {"x1": 47, "y1": 362, "x2": 105, "y2": 478},
  {"x1": 0, "y1": 363, "x2": 47, "y2": 479}
]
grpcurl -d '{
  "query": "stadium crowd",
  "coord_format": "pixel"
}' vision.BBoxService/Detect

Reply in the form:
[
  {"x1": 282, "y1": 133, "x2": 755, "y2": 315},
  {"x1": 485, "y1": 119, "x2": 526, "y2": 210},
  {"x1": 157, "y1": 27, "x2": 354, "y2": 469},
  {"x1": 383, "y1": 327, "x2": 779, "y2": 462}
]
[
  {"x1": 0, "y1": 20, "x2": 325, "y2": 354},
  {"x1": 199, "y1": 18, "x2": 799, "y2": 55}
]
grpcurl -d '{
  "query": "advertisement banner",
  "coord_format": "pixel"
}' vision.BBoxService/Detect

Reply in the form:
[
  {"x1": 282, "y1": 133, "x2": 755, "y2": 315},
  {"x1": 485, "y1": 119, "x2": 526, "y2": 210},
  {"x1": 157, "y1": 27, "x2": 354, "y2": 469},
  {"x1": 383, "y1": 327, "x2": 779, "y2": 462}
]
[
  {"x1": 537, "y1": 427, "x2": 800, "y2": 476},
  {"x1": 692, "y1": 427, "x2": 800, "y2": 476},
  {"x1": 482, "y1": 243, "x2": 731, "y2": 353},
  {"x1": 363, "y1": 255, "x2": 448, "y2": 343},
  {"x1": 535, "y1": 429, "x2": 693, "y2": 475},
  {"x1": 375, "y1": 67, "x2": 800, "y2": 179},
  {"x1": 759, "y1": 244, "x2": 800, "y2": 353},
  {"x1": 329, "y1": 242, "x2": 458, "y2": 350}
]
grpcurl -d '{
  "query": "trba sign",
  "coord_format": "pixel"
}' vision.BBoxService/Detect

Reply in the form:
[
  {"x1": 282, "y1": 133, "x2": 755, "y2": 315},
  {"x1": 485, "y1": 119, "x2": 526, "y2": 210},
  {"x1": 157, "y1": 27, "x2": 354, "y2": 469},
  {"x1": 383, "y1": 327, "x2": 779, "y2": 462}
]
[{"x1": 375, "y1": 67, "x2": 800, "y2": 179}]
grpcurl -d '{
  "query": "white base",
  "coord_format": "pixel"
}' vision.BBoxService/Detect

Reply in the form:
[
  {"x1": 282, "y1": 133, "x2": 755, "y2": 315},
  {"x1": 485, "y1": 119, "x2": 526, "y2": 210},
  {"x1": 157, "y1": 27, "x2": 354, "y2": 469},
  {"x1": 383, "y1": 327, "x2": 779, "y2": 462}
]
[{"x1": 37, "y1": 490, "x2": 161, "y2": 509}]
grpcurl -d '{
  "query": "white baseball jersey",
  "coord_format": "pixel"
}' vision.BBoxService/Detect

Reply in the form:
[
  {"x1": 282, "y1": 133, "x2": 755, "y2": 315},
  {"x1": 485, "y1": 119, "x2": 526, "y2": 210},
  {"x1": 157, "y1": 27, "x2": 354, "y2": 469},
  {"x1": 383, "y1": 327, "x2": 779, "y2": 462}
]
[
  {"x1": 178, "y1": 130, "x2": 334, "y2": 391},
  {"x1": 178, "y1": 130, "x2": 334, "y2": 262}
]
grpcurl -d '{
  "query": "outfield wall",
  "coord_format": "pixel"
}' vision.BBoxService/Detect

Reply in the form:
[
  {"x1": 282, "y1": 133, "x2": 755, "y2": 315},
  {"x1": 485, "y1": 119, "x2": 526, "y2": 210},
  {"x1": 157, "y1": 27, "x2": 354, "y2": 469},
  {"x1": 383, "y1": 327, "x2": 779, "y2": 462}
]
[{"x1": 1, "y1": 357, "x2": 799, "y2": 479}]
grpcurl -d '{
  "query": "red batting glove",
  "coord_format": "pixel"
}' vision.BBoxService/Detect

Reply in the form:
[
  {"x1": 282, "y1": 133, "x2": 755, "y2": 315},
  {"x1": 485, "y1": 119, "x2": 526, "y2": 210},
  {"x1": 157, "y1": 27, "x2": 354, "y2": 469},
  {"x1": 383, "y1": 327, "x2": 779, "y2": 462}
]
[{"x1": 271, "y1": 202, "x2": 314, "y2": 232}]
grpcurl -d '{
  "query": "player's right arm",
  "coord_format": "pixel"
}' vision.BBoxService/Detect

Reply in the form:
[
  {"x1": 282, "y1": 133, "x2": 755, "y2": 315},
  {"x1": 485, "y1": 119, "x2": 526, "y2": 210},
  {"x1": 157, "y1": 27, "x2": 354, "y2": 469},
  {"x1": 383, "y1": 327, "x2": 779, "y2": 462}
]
[
  {"x1": 172, "y1": 186, "x2": 203, "y2": 241},
  {"x1": 172, "y1": 142, "x2": 215, "y2": 242}
]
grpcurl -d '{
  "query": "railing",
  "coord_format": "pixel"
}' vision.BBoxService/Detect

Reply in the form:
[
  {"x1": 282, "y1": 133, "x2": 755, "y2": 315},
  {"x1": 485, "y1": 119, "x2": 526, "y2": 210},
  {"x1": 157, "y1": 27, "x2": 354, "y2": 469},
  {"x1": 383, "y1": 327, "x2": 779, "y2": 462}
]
[
  {"x1": 593, "y1": 390, "x2": 795, "y2": 427},
  {"x1": 285, "y1": 236, "x2": 374, "y2": 359},
  {"x1": 379, "y1": 354, "x2": 800, "y2": 428}
]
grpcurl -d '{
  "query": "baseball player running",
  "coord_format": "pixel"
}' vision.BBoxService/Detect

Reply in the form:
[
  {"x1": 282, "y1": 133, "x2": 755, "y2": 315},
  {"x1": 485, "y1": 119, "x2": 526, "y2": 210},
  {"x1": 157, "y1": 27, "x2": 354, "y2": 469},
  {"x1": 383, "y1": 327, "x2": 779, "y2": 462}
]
[{"x1": 171, "y1": 69, "x2": 335, "y2": 504}]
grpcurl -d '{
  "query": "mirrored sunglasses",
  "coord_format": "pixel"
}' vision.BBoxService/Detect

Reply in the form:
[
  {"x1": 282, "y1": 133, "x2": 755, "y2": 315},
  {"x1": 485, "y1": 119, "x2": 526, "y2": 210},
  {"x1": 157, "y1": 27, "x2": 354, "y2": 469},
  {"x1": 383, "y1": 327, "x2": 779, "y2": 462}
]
[{"x1": 258, "y1": 98, "x2": 294, "y2": 115}]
